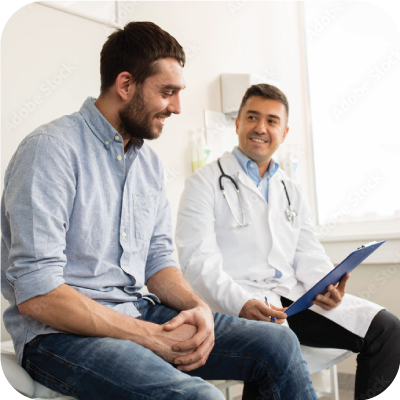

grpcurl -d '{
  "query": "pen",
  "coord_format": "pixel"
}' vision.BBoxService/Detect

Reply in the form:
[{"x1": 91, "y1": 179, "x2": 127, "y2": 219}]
[{"x1": 265, "y1": 296, "x2": 275, "y2": 323}]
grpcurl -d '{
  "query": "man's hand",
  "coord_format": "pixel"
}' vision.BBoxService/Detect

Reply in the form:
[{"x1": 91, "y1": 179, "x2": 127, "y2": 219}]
[
  {"x1": 162, "y1": 305, "x2": 215, "y2": 372},
  {"x1": 313, "y1": 273, "x2": 350, "y2": 310},
  {"x1": 150, "y1": 323, "x2": 198, "y2": 364},
  {"x1": 239, "y1": 299, "x2": 287, "y2": 324}
]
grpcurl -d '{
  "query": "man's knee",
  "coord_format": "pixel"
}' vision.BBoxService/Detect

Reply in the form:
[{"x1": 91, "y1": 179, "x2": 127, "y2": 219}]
[{"x1": 251, "y1": 322, "x2": 302, "y2": 362}]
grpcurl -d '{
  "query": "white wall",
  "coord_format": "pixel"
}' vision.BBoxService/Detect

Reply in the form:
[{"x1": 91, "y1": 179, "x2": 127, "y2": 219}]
[
  {"x1": 2, "y1": 1, "x2": 312, "y2": 341},
  {"x1": 1, "y1": 2, "x2": 111, "y2": 342}
]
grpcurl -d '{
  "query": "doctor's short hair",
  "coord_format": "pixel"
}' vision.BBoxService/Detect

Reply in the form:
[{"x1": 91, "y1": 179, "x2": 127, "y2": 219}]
[
  {"x1": 100, "y1": 21, "x2": 186, "y2": 93},
  {"x1": 238, "y1": 84, "x2": 289, "y2": 123}
]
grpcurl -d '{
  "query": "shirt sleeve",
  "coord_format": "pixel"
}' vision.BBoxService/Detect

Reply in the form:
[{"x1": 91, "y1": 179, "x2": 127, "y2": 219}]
[
  {"x1": 293, "y1": 189, "x2": 335, "y2": 291},
  {"x1": 176, "y1": 168, "x2": 253, "y2": 317},
  {"x1": 3, "y1": 134, "x2": 76, "y2": 305},
  {"x1": 145, "y1": 171, "x2": 177, "y2": 283}
]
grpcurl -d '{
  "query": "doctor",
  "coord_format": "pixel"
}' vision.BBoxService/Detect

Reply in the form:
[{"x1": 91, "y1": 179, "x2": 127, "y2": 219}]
[{"x1": 176, "y1": 84, "x2": 400, "y2": 400}]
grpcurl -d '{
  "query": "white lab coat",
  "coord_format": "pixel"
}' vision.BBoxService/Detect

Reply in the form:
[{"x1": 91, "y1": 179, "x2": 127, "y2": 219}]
[{"x1": 176, "y1": 152, "x2": 384, "y2": 372}]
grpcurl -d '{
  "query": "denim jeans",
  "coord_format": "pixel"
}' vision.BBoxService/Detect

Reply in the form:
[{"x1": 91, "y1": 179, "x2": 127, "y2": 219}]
[{"x1": 22, "y1": 299, "x2": 318, "y2": 400}]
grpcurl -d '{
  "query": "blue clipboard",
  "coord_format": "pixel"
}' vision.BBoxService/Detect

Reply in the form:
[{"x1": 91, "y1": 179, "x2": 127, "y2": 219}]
[{"x1": 285, "y1": 240, "x2": 386, "y2": 317}]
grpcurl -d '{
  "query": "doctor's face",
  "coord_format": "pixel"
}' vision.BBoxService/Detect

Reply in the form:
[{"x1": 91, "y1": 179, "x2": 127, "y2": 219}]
[{"x1": 236, "y1": 96, "x2": 289, "y2": 165}]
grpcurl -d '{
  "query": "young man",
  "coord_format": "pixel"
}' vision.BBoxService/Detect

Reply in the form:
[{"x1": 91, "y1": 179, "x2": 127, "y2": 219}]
[
  {"x1": 1, "y1": 23, "x2": 318, "y2": 400},
  {"x1": 176, "y1": 84, "x2": 400, "y2": 400}
]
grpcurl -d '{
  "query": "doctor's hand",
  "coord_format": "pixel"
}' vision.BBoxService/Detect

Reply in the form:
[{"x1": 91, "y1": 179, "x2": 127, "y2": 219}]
[
  {"x1": 313, "y1": 273, "x2": 351, "y2": 311},
  {"x1": 239, "y1": 300, "x2": 287, "y2": 324},
  {"x1": 163, "y1": 304, "x2": 215, "y2": 372}
]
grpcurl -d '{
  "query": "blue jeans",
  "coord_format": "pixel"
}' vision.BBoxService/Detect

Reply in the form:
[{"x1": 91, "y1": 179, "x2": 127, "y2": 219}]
[{"x1": 22, "y1": 300, "x2": 317, "y2": 400}]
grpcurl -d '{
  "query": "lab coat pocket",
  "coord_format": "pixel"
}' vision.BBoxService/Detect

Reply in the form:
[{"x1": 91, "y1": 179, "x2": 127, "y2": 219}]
[{"x1": 133, "y1": 193, "x2": 157, "y2": 240}]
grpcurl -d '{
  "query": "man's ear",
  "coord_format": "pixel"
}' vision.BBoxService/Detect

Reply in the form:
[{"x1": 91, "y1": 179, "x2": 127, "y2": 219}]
[
  {"x1": 281, "y1": 126, "x2": 289, "y2": 143},
  {"x1": 235, "y1": 117, "x2": 240, "y2": 134},
  {"x1": 115, "y1": 71, "x2": 135, "y2": 101}
]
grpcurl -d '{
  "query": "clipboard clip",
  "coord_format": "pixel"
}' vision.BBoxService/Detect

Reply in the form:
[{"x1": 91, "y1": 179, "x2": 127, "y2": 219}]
[{"x1": 357, "y1": 241, "x2": 377, "y2": 250}]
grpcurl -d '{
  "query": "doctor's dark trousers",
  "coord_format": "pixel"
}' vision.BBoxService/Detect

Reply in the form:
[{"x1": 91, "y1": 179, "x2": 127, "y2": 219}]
[{"x1": 279, "y1": 298, "x2": 400, "y2": 400}]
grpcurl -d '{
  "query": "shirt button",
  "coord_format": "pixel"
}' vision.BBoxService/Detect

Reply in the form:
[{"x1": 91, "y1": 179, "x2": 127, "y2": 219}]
[
  {"x1": 105, "y1": 141, "x2": 109, "y2": 145},
  {"x1": 121, "y1": 232, "x2": 126, "y2": 237},
  {"x1": 250, "y1": 163, "x2": 254, "y2": 168},
  {"x1": 117, "y1": 155, "x2": 122, "y2": 161},
  {"x1": 115, "y1": 135, "x2": 120, "y2": 140}
]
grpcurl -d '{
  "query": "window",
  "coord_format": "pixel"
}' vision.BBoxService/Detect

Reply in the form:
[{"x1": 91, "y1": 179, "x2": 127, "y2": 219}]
[{"x1": 303, "y1": 1, "x2": 400, "y2": 230}]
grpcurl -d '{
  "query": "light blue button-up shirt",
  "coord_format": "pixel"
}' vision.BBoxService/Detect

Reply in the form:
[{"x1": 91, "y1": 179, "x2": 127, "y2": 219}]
[
  {"x1": 232, "y1": 146, "x2": 279, "y2": 202},
  {"x1": 1, "y1": 97, "x2": 176, "y2": 364}
]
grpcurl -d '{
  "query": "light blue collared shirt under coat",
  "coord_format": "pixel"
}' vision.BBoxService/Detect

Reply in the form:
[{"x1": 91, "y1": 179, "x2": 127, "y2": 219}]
[
  {"x1": 231, "y1": 146, "x2": 279, "y2": 202},
  {"x1": 1, "y1": 97, "x2": 176, "y2": 364}
]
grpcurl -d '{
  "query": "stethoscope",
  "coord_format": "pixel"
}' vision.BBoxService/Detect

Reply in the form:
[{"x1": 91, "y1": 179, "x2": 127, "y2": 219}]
[{"x1": 217, "y1": 158, "x2": 297, "y2": 228}]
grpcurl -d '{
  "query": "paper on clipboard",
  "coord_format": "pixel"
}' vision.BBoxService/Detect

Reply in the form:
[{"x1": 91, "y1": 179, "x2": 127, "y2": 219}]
[{"x1": 285, "y1": 240, "x2": 386, "y2": 317}]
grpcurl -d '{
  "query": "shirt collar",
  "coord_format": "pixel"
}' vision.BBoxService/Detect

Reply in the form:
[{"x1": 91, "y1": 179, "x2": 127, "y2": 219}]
[
  {"x1": 79, "y1": 97, "x2": 144, "y2": 150},
  {"x1": 231, "y1": 146, "x2": 279, "y2": 179}
]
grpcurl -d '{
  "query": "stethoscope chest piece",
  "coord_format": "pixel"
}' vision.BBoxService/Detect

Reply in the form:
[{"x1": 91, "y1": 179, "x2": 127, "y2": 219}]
[{"x1": 285, "y1": 205, "x2": 297, "y2": 227}]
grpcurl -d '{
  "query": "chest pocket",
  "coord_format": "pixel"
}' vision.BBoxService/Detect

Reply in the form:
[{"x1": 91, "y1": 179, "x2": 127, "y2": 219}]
[{"x1": 133, "y1": 193, "x2": 158, "y2": 240}]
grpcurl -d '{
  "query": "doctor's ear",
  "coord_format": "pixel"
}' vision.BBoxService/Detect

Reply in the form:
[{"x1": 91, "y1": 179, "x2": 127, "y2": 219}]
[
  {"x1": 281, "y1": 126, "x2": 289, "y2": 143},
  {"x1": 235, "y1": 117, "x2": 240, "y2": 134}
]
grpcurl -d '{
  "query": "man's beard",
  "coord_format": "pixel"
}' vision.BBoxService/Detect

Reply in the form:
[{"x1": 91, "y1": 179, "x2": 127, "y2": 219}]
[{"x1": 118, "y1": 87, "x2": 164, "y2": 141}]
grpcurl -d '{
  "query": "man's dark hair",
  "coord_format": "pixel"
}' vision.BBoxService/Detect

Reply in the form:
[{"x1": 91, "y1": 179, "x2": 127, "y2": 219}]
[
  {"x1": 100, "y1": 21, "x2": 186, "y2": 92},
  {"x1": 238, "y1": 84, "x2": 289, "y2": 123}
]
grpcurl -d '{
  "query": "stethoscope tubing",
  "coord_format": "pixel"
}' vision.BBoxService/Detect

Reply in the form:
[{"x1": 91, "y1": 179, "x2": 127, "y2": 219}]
[{"x1": 217, "y1": 158, "x2": 296, "y2": 228}]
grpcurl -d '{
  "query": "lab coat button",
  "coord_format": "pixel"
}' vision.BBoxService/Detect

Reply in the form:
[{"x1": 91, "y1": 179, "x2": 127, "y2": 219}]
[
  {"x1": 121, "y1": 232, "x2": 126, "y2": 237},
  {"x1": 117, "y1": 155, "x2": 122, "y2": 161}
]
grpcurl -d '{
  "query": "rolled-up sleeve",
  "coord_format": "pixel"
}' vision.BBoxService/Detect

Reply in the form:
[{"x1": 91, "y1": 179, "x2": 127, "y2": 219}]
[
  {"x1": 144, "y1": 173, "x2": 177, "y2": 283},
  {"x1": 3, "y1": 134, "x2": 76, "y2": 305}
]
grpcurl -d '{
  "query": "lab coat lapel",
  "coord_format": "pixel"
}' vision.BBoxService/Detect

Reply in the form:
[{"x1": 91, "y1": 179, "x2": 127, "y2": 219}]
[
  {"x1": 265, "y1": 174, "x2": 280, "y2": 246},
  {"x1": 220, "y1": 152, "x2": 265, "y2": 202}
]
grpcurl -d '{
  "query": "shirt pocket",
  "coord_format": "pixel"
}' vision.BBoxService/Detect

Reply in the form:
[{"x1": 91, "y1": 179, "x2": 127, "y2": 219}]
[{"x1": 132, "y1": 193, "x2": 158, "y2": 240}]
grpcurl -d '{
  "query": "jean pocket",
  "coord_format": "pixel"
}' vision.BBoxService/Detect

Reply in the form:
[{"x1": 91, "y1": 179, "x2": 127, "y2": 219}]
[{"x1": 25, "y1": 359, "x2": 80, "y2": 399}]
